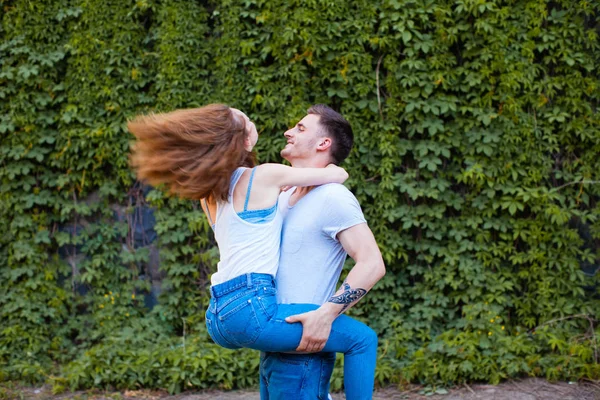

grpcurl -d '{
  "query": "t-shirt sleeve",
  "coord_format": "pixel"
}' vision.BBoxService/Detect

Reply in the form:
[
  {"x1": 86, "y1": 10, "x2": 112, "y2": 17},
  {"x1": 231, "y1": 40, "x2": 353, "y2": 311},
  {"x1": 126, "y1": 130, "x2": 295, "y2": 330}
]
[{"x1": 321, "y1": 184, "x2": 367, "y2": 241}]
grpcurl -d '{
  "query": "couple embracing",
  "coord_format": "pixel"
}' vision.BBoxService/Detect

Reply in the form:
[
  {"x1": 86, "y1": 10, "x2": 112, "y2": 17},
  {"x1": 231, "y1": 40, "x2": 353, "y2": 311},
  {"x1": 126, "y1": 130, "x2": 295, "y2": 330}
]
[{"x1": 129, "y1": 104, "x2": 386, "y2": 400}]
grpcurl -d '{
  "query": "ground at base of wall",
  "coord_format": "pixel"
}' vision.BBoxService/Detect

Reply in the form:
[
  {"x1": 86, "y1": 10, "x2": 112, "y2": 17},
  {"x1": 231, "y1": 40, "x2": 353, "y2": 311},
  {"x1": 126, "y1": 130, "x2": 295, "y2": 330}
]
[{"x1": 3, "y1": 378, "x2": 599, "y2": 400}]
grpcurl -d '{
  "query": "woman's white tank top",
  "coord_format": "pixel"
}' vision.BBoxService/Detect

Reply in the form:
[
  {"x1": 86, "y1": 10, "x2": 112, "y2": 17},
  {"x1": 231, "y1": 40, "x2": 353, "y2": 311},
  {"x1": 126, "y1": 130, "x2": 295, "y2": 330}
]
[{"x1": 210, "y1": 167, "x2": 282, "y2": 286}]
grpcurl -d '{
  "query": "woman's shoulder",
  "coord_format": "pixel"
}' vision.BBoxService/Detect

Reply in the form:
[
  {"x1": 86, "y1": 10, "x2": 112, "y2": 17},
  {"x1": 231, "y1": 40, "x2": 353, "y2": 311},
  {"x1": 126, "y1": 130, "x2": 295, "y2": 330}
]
[
  {"x1": 231, "y1": 166, "x2": 250, "y2": 180},
  {"x1": 253, "y1": 163, "x2": 281, "y2": 173}
]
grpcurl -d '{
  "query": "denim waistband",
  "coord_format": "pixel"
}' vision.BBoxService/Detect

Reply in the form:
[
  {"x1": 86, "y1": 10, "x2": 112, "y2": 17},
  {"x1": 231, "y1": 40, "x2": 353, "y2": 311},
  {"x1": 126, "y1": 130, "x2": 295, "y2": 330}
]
[{"x1": 210, "y1": 273, "x2": 275, "y2": 298}]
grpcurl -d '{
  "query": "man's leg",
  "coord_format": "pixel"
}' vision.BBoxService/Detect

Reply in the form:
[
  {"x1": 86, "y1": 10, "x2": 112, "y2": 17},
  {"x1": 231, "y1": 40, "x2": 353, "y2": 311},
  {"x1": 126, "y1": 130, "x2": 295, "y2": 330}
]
[
  {"x1": 317, "y1": 352, "x2": 336, "y2": 399},
  {"x1": 259, "y1": 352, "x2": 270, "y2": 400},
  {"x1": 253, "y1": 303, "x2": 378, "y2": 399},
  {"x1": 260, "y1": 352, "x2": 336, "y2": 400}
]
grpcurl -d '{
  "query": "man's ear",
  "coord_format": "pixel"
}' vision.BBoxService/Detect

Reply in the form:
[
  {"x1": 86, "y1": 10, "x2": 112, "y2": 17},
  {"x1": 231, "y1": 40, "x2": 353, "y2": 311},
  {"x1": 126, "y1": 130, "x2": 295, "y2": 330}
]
[{"x1": 316, "y1": 137, "x2": 332, "y2": 151}]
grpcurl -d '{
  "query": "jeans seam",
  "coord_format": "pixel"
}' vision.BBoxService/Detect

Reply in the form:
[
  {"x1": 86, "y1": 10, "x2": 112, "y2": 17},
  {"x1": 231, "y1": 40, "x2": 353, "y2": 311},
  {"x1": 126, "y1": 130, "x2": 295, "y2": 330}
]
[
  {"x1": 317, "y1": 357, "x2": 323, "y2": 400},
  {"x1": 256, "y1": 293, "x2": 276, "y2": 319},
  {"x1": 299, "y1": 357, "x2": 311, "y2": 391},
  {"x1": 317, "y1": 356, "x2": 333, "y2": 400},
  {"x1": 257, "y1": 297, "x2": 269, "y2": 318},
  {"x1": 260, "y1": 355, "x2": 269, "y2": 390}
]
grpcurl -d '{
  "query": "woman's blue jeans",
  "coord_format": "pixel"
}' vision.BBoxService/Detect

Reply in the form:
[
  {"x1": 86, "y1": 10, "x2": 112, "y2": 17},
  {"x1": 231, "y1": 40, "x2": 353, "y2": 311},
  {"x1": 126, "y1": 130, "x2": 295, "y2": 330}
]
[{"x1": 205, "y1": 273, "x2": 378, "y2": 400}]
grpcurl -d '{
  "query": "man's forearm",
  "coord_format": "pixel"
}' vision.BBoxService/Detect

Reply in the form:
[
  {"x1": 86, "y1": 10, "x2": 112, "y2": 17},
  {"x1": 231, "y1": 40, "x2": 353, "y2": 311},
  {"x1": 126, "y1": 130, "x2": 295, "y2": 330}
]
[
  {"x1": 329, "y1": 280, "x2": 367, "y2": 314},
  {"x1": 318, "y1": 258, "x2": 385, "y2": 319},
  {"x1": 285, "y1": 223, "x2": 385, "y2": 353}
]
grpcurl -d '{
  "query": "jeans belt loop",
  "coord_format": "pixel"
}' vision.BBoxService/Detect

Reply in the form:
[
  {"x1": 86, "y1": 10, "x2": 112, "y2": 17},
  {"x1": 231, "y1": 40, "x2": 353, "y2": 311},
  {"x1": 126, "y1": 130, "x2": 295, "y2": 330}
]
[{"x1": 246, "y1": 273, "x2": 253, "y2": 288}]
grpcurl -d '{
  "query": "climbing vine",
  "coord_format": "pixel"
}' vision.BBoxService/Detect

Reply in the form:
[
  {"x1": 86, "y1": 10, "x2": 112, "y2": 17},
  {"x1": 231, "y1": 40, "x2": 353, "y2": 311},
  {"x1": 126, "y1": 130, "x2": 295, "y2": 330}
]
[{"x1": 1, "y1": 0, "x2": 599, "y2": 392}]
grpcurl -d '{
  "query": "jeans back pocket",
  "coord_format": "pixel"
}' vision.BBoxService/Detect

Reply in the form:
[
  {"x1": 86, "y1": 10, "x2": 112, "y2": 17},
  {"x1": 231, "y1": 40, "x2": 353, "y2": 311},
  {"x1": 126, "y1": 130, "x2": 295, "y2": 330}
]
[{"x1": 218, "y1": 295, "x2": 262, "y2": 347}]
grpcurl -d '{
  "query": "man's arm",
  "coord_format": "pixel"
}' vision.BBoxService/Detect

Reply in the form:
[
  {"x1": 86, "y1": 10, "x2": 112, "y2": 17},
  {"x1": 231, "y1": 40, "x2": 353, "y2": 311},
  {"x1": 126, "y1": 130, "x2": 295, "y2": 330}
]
[{"x1": 285, "y1": 222, "x2": 386, "y2": 352}]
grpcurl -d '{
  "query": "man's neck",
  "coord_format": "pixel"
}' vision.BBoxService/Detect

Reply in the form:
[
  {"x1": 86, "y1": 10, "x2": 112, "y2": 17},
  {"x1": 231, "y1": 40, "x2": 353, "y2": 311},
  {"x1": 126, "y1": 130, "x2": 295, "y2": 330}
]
[
  {"x1": 289, "y1": 158, "x2": 328, "y2": 169},
  {"x1": 289, "y1": 185, "x2": 312, "y2": 206},
  {"x1": 287, "y1": 158, "x2": 329, "y2": 206}
]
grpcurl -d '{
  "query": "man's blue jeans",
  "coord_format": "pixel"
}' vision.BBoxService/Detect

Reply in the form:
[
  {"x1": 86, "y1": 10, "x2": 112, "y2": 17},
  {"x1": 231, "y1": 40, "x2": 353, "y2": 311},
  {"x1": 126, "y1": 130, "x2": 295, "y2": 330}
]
[
  {"x1": 259, "y1": 352, "x2": 335, "y2": 400},
  {"x1": 205, "y1": 273, "x2": 377, "y2": 400}
]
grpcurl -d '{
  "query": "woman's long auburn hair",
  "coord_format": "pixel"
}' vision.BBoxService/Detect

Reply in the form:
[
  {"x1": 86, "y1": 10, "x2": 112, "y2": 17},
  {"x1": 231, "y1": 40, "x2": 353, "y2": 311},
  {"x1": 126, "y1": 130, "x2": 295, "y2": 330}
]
[{"x1": 128, "y1": 104, "x2": 256, "y2": 202}]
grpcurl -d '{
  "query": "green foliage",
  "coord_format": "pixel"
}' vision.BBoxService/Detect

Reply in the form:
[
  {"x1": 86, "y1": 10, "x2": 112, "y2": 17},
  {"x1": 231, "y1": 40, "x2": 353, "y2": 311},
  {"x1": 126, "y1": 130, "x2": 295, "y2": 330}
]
[
  {"x1": 56, "y1": 316, "x2": 260, "y2": 394},
  {"x1": 1, "y1": 0, "x2": 600, "y2": 393}
]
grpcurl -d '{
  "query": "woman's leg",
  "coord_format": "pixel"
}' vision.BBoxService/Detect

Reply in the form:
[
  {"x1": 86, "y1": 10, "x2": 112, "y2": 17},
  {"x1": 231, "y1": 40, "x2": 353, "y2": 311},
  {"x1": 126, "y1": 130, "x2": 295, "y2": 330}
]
[
  {"x1": 252, "y1": 303, "x2": 378, "y2": 400},
  {"x1": 210, "y1": 277, "x2": 376, "y2": 399}
]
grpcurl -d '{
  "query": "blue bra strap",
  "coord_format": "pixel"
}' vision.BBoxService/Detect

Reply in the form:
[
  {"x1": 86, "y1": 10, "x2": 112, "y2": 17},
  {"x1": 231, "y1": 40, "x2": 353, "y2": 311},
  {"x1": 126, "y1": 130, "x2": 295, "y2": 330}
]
[{"x1": 243, "y1": 167, "x2": 257, "y2": 212}]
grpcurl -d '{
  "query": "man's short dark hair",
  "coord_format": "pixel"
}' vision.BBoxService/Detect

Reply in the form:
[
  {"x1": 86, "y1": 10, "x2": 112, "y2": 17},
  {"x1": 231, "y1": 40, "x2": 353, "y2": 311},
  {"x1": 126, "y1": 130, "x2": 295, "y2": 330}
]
[{"x1": 307, "y1": 104, "x2": 353, "y2": 165}]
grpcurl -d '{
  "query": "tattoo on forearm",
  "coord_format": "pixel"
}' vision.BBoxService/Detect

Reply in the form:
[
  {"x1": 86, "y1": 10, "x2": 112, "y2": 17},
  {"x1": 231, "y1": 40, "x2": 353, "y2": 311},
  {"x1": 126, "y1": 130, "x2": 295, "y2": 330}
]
[{"x1": 328, "y1": 280, "x2": 367, "y2": 314}]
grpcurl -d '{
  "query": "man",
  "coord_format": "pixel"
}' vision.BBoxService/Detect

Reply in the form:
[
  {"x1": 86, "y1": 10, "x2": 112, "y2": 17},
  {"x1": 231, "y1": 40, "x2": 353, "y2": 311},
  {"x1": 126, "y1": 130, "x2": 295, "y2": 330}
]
[{"x1": 260, "y1": 105, "x2": 386, "y2": 399}]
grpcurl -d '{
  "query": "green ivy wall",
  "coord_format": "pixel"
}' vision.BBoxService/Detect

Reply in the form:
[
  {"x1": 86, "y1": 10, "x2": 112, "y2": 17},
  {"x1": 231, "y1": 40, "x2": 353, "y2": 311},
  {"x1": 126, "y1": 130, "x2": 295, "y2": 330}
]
[{"x1": 1, "y1": 0, "x2": 599, "y2": 393}]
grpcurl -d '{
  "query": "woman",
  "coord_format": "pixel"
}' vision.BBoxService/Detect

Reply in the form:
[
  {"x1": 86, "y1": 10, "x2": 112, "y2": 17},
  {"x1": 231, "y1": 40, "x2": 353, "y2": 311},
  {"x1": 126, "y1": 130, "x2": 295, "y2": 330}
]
[{"x1": 129, "y1": 104, "x2": 377, "y2": 400}]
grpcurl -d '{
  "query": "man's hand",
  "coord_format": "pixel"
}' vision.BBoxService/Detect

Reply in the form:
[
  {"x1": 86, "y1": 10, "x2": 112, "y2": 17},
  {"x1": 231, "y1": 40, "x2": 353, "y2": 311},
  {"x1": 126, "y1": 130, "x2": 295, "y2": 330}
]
[
  {"x1": 285, "y1": 224, "x2": 386, "y2": 353},
  {"x1": 285, "y1": 309, "x2": 336, "y2": 352}
]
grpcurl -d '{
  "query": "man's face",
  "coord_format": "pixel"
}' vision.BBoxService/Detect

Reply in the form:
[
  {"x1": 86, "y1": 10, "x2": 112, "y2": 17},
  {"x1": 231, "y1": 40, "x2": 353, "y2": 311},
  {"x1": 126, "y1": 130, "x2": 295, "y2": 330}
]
[{"x1": 280, "y1": 114, "x2": 322, "y2": 162}]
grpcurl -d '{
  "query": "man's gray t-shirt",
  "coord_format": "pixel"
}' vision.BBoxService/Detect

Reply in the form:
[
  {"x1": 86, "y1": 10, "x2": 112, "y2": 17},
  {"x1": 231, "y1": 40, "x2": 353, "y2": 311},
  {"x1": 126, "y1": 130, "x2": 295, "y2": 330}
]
[{"x1": 276, "y1": 183, "x2": 366, "y2": 305}]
